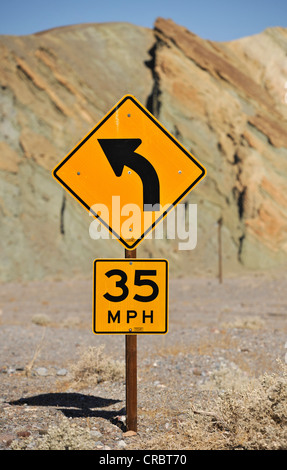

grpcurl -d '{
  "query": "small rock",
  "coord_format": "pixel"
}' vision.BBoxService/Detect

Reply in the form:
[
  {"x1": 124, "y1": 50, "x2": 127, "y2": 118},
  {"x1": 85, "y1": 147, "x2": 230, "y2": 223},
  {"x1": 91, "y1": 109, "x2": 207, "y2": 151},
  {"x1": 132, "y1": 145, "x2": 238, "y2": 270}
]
[
  {"x1": 123, "y1": 430, "x2": 137, "y2": 437},
  {"x1": 0, "y1": 433, "x2": 15, "y2": 446},
  {"x1": 95, "y1": 440, "x2": 104, "y2": 448},
  {"x1": 17, "y1": 430, "x2": 30, "y2": 438},
  {"x1": 56, "y1": 368, "x2": 68, "y2": 376},
  {"x1": 38, "y1": 429, "x2": 48, "y2": 435},
  {"x1": 35, "y1": 367, "x2": 49, "y2": 376},
  {"x1": 115, "y1": 415, "x2": 126, "y2": 423},
  {"x1": 118, "y1": 440, "x2": 127, "y2": 448},
  {"x1": 212, "y1": 328, "x2": 220, "y2": 334},
  {"x1": 90, "y1": 430, "x2": 102, "y2": 440}
]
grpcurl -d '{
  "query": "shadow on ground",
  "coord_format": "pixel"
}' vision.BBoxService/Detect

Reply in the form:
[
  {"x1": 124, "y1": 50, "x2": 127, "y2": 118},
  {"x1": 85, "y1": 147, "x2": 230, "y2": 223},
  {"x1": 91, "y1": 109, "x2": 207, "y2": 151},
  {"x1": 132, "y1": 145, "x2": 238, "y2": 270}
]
[{"x1": 9, "y1": 392, "x2": 125, "y2": 423}]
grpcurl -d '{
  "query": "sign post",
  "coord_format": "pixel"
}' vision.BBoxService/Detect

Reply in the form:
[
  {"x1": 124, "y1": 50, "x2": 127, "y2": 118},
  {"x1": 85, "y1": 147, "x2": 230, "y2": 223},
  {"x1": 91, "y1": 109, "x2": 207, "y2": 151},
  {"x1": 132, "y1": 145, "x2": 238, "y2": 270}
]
[
  {"x1": 218, "y1": 217, "x2": 223, "y2": 284},
  {"x1": 125, "y1": 247, "x2": 137, "y2": 432}
]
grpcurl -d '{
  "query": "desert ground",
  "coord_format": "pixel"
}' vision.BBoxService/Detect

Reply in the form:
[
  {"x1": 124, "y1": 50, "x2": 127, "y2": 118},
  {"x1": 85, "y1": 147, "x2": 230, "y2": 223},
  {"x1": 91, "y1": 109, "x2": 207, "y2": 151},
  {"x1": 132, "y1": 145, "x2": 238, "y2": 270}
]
[{"x1": 0, "y1": 269, "x2": 286, "y2": 451}]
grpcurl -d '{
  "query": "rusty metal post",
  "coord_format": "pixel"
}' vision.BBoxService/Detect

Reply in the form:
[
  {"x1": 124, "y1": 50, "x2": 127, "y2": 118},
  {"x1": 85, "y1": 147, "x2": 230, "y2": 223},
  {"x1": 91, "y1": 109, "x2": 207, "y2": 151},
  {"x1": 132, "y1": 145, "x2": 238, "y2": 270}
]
[
  {"x1": 218, "y1": 217, "x2": 223, "y2": 284},
  {"x1": 125, "y1": 248, "x2": 137, "y2": 432}
]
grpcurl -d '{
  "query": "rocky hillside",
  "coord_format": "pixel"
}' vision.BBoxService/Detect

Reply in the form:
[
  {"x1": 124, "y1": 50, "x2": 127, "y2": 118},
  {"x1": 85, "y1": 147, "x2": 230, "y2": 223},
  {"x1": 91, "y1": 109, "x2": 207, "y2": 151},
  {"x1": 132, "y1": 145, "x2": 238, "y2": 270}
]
[{"x1": 0, "y1": 18, "x2": 287, "y2": 281}]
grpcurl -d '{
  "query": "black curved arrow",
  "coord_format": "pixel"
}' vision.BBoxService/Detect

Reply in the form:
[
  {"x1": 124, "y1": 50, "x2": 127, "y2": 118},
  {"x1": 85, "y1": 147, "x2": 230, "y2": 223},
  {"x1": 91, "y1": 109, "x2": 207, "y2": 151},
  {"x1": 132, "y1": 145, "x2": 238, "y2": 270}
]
[{"x1": 98, "y1": 138, "x2": 160, "y2": 211}]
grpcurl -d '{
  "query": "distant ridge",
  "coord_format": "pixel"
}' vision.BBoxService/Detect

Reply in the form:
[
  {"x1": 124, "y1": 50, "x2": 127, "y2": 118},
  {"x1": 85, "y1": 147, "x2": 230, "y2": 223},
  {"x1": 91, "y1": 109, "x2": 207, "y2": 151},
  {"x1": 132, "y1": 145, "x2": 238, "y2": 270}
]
[{"x1": 0, "y1": 18, "x2": 287, "y2": 281}]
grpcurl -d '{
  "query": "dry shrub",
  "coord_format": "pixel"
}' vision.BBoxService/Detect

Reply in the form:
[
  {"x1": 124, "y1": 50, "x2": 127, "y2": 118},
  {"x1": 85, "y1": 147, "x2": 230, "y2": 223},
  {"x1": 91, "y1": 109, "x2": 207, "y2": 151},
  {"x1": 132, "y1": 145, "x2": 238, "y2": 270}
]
[
  {"x1": 222, "y1": 315, "x2": 265, "y2": 330},
  {"x1": 11, "y1": 417, "x2": 96, "y2": 450},
  {"x1": 70, "y1": 345, "x2": 124, "y2": 388},
  {"x1": 187, "y1": 362, "x2": 287, "y2": 449},
  {"x1": 201, "y1": 362, "x2": 257, "y2": 392},
  {"x1": 31, "y1": 313, "x2": 51, "y2": 326}
]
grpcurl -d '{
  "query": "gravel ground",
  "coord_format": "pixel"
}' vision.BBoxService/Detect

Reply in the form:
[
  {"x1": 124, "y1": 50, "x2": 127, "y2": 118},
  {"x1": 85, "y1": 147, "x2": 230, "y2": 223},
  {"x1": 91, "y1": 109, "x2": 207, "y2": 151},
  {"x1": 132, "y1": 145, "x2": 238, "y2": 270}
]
[{"x1": 0, "y1": 271, "x2": 287, "y2": 450}]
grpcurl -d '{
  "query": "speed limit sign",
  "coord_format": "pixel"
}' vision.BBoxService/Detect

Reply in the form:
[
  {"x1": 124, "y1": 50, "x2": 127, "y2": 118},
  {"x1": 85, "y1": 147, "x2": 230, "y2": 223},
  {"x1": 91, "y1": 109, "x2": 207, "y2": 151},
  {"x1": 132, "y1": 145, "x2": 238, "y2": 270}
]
[{"x1": 93, "y1": 259, "x2": 168, "y2": 334}]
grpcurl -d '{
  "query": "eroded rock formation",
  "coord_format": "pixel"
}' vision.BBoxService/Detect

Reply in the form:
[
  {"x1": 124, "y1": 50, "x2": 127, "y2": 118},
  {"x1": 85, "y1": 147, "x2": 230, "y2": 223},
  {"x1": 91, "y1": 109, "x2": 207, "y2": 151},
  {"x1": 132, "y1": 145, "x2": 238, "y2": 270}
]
[{"x1": 0, "y1": 19, "x2": 287, "y2": 281}]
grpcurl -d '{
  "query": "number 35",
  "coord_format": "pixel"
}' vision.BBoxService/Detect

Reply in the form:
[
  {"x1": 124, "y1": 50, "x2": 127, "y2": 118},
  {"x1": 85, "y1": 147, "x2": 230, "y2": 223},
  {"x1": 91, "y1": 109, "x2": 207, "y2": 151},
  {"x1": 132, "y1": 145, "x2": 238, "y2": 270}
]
[{"x1": 103, "y1": 269, "x2": 159, "y2": 303}]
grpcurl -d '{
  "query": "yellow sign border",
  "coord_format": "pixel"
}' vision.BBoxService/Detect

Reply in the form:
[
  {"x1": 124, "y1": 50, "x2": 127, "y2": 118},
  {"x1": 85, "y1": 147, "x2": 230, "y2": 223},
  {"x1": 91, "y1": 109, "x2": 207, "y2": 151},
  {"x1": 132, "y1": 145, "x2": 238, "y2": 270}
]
[
  {"x1": 52, "y1": 94, "x2": 206, "y2": 249},
  {"x1": 93, "y1": 258, "x2": 169, "y2": 335}
]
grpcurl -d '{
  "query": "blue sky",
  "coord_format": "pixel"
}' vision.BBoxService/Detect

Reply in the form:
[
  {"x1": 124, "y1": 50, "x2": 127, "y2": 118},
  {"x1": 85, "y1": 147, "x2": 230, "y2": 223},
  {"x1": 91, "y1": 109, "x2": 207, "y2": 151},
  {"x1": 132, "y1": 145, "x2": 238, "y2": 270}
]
[{"x1": 0, "y1": 0, "x2": 286, "y2": 41}]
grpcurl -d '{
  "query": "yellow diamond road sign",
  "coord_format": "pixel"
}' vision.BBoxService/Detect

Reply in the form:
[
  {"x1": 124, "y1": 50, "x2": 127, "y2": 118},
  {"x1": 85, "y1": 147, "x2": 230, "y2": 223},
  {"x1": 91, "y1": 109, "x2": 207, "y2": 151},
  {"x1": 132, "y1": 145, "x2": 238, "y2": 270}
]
[
  {"x1": 93, "y1": 259, "x2": 168, "y2": 334},
  {"x1": 53, "y1": 95, "x2": 206, "y2": 249}
]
